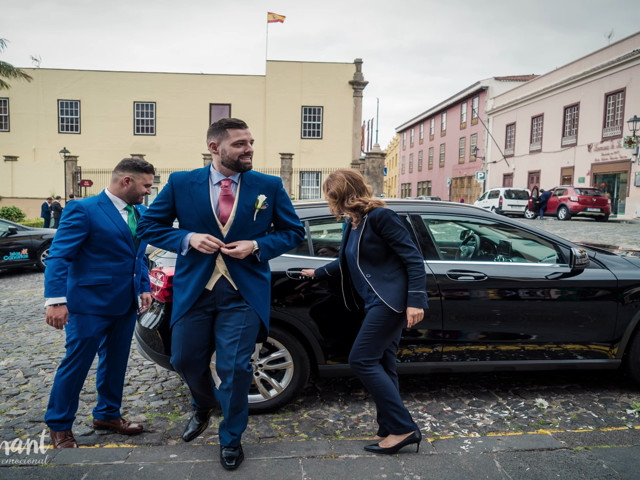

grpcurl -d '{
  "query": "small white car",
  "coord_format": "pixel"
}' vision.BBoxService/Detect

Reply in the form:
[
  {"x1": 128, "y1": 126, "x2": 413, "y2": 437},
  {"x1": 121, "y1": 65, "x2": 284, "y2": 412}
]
[{"x1": 474, "y1": 188, "x2": 530, "y2": 217}]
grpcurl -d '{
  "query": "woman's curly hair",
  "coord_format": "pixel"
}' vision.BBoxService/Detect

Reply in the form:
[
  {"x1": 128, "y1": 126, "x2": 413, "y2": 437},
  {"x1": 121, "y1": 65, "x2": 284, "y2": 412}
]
[{"x1": 323, "y1": 169, "x2": 385, "y2": 228}]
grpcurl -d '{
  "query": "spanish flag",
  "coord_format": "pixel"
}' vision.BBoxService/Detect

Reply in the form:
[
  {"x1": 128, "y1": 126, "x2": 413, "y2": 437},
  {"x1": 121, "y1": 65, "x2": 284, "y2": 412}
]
[{"x1": 267, "y1": 12, "x2": 285, "y2": 23}]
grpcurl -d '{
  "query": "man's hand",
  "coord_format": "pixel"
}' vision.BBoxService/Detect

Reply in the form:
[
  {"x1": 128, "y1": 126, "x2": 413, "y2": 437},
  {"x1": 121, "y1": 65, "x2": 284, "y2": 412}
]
[
  {"x1": 406, "y1": 307, "x2": 424, "y2": 328},
  {"x1": 139, "y1": 292, "x2": 152, "y2": 314},
  {"x1": 220, "y1": 240, "x2": 254, "y2": 259},
  {"x1": 189, "y1": 233, "x2": 225, "y2": 254},
  {"x1": 46, "y1": 305, "x2": 69, "y2": 330}
]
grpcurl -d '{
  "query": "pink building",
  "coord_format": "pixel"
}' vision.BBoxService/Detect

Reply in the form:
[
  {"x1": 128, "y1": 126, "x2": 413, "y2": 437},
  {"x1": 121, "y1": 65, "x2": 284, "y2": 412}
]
[{"x1": 396, "y1": 77, "x2": 535, "y2": 202}]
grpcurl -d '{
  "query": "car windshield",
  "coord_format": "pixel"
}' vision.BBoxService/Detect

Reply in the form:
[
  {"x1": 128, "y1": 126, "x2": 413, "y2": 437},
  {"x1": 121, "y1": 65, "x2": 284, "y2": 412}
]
[
  {"x1": 575, "y1": 188, "x2": 604, "y2": 197},
  {"x1": 504, "y1": 189, "x2": 529, "y2": 200}
]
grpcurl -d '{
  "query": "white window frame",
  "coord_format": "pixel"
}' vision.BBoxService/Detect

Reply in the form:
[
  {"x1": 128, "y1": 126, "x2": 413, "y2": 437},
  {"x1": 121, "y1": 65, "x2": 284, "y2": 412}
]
[
  {"x1": 460, "y1": 102, "x2": 467, "y2": 125},
  {"x1": 134, "y1": 102, "x2": 156, "y2": 135},
  {"x1": 0, "y1": 98, "x2": 8, "y2": 132},
  {"x1": 301, "y1": 106, "x2": 323, "y2": 139},
  {"x1": 58, "y1": 99, "x2": 80, "y2": 134},
  {"x1": 441, "y1": 112, "x2": 447, "y2": 133},
  {"x1": 299, "y1": 171, "x2": 322, "y2": 200}
]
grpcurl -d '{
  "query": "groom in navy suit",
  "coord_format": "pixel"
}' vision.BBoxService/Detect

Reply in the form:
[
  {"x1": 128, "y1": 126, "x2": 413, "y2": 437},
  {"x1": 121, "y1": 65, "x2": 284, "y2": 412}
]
[
  {"x1": 137, "y1": 118, "x2": 304, "y2": 470},
  {"x1": 44, "y1": 158, "x2": 155, "y2": 448}
]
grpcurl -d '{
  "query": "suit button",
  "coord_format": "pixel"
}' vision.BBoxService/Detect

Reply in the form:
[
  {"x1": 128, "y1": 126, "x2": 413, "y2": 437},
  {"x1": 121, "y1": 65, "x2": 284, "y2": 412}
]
[
  {"x1": 365, "y1": 274, "x2": 371, "y2": 278},
  {"x1": 133, "y1": 274, "x2": 136, "y2": 277}
]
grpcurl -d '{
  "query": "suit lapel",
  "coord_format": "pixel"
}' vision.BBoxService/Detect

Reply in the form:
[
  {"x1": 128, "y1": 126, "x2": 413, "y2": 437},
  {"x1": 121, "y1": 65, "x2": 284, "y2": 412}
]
[
  {"x1": 190, "y1": 166, "x2": 221, "y2": 237},
  {"x1": 98, "y1": 191, "x2": 135, "y2": 251}
]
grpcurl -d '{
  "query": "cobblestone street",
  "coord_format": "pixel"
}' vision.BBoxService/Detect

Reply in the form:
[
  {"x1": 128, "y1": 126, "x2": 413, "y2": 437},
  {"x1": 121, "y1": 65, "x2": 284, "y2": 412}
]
[{"x1": 1, "y1": 217, "x2": 640, "y2": 450}]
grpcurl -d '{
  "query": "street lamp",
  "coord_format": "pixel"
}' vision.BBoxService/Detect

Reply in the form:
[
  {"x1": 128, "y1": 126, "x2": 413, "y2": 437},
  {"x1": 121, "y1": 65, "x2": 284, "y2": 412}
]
[
  {"x1": 627, "y1": 115, "x2": 640, "y2": 137},
  {"x1": 628, "y1": 116, "x2": 640, "y2": 162},
  {"x1": 59, "y1": 147, "x2": 70, "y2": 160}
]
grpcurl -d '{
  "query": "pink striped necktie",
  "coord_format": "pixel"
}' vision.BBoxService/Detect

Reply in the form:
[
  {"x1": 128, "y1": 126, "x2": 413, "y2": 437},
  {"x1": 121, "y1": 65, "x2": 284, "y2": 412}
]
[{"x1": 218, "y1": 178, "x2": 235, "y2": 225}]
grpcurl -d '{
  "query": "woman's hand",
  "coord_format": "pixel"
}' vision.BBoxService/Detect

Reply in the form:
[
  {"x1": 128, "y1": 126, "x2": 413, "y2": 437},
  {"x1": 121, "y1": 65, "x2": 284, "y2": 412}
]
[
  {"x1": 300, "y1": 269, "x2": 316, "y2": 279},
  {"x1": 406, "y1": 307, "x2": 424, "y2": 328}
]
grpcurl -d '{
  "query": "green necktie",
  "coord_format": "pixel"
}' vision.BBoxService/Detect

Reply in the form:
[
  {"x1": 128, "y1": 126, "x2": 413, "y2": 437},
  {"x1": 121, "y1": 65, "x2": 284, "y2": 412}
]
[{"x1": 124, "y1": 205, "x2": 137, "y2": 239}]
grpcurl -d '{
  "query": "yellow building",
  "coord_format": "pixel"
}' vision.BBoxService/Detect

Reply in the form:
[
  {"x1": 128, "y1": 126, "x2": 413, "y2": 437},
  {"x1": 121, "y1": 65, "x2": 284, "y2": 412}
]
[
  {"x1": 1, "y1": 59, "x2": 367, "y2": 216},
  {"x1": 383, "y1": 134, "x2": 399, "y2": 198}
]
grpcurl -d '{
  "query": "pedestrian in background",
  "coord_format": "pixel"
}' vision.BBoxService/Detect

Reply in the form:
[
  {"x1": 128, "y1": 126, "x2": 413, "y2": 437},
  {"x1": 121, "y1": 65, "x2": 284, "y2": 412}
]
[
  {"x1": 44, "y1": 158, "x2": 154, "y2": 449},
  {"x1": 300, "y1": 169, "x2": 427, "y2": 455},
  {"x1": 41, "y1": 197, "x2": 53, "y2": 228},
  {"x1": 539, "y1": 188, "x2": 552, "y2": 219},
  {"x1": 51, "y1": 196, "x2": 63, "y2": 228}
]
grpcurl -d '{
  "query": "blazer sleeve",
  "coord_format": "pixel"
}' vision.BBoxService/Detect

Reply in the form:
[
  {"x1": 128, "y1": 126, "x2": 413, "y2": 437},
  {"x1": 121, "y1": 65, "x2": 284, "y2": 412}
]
[
  {"x1": 314, "y1": 257, "x2": 340, "y2": 279},
  {"x1": 137, "y1": 173, "x2": 191, "y2": 253},
  {"x1": 370, "y1": 208, "x2": 428, "y2": 309},
  {"x1": 252, "y1": 178, "x2": 305, "y2": 261},
  {"x1": 44, "y1": 201, "x2": 90, "y2": 298}
]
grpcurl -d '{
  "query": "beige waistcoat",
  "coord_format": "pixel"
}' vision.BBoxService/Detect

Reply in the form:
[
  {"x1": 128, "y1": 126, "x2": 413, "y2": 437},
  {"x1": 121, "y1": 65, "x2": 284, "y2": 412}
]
[{"x1": 204, "y1": 179, "x2": 241, "y2": 291}]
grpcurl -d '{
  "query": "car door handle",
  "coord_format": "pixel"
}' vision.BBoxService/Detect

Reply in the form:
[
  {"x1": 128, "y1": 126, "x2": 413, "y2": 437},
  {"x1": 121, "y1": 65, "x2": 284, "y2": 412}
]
[
  {"x1": 286, "y1": 268, "x2": 309, "y2": 280},
  {"x1": 446, "y1": 270, "x2": 488, "y2": 281}
]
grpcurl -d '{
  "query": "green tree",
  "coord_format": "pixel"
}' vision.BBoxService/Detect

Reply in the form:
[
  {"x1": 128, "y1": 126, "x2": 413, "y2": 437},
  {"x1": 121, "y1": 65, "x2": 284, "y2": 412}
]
[{"x1": 0, "y1": 38, "x2": 33, "y2": 90}]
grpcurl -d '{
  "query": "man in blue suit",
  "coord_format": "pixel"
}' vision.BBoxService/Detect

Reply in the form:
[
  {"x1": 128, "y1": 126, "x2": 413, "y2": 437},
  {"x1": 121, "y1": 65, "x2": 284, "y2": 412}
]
[
  {"x1": 44, "y1": 158, "x2": 155, "y2": 449},
  {"x1": 137, "y1": 118, "x2": 304, "y2": 470},
  {"x1": 41, "y1": 197, "x2": 52, "y2": 228}
]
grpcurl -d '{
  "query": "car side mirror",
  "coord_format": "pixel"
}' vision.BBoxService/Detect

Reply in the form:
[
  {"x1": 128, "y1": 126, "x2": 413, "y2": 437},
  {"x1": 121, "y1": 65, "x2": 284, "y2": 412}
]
[
  {"x1": 570, "y1": 247, "x2": 589, "y2": 271},
  {"x1": 7, "y1": 227, "x2": 18, "y2": 235}
]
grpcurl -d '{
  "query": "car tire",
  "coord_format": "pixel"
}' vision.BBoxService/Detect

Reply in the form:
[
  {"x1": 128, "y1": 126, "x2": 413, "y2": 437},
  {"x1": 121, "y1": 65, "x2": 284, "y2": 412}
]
[
  {"x1": 595, "y1": 215, "x2": 610, "y2": 222},
  {"x1": 557, "y1": 205, "x2": 571, "y2": 221},
  {"x1": 36, "y1": 244, "x2": 50, "y2": 271},
  {"x1": 211, "y1": 325, "x2": 311, "y2": 414},
  {"x1": 524, "y1": 207, "x2": 537, "y2": 219}
]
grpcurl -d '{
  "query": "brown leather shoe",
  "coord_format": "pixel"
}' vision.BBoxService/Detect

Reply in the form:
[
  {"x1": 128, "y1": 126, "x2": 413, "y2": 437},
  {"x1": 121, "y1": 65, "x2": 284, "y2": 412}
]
[
  {"x1": 92, "y1": 417, "x2": 144, "y2": 435},
  {"x1": 50, "y1": 429, "x2": 78, "y2": 449}
]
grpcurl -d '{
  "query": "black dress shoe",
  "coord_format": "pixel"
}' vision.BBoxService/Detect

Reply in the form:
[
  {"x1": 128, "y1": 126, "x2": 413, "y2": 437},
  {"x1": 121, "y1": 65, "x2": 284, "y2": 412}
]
[
  {"x1": 181, "y1": 409, "x2": 214, "y2": 442},
  {"x1": 364, "y1": 430, "x2": 422, "y2": 454},
  {"x1": 220, "y1": 444, "x2": 244, "y2": 470}
]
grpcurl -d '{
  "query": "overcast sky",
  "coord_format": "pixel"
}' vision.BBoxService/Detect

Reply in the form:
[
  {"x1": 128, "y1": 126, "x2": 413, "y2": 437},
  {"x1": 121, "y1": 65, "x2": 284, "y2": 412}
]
[{"x1": 2, "y1": 0, "x2": 639, "y2": 148}]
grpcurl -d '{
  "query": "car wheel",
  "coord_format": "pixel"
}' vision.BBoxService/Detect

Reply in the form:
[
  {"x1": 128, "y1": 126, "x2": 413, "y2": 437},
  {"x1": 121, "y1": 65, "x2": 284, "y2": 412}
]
[
  {"x1": 557, "y1": 205, "x2": 571, "y2": 221},
  {"x1": 625, "y1": 328, "x2": 640, "y2": 384},
  {"x1": 524, "y1": 207, "x2": 537, "y2": 219},
  {"x1": 211, "y1": 325, "x2": 311, "y2": 413},
  {"x1": 36, "y1": 244, "x2": 50, "y2": 271},
  {"x1": 595, "y1": 215, "x2": 609, "y2": 222}
]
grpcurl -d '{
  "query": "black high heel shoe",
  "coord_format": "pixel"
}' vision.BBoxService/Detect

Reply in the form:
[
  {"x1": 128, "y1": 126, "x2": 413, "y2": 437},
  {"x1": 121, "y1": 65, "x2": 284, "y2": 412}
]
[{"x1": 364, "y1": 430, "x2": 422, "y2": 454}]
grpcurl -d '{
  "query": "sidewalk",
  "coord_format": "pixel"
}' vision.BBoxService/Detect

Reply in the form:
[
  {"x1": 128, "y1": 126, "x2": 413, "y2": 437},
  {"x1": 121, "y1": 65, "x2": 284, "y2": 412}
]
[{"x1": 3, "y1": 429, "x2": 640, "y2": 479}]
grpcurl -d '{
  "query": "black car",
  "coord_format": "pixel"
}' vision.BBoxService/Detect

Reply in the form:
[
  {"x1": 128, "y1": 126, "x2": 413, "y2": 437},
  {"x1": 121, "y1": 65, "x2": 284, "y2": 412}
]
[
  {"x1": 0, "y1": 218, "x2": 54, "y2": 271},
  {"x1": 135, "y1": 200, "x2": 640, "y2": 413}
]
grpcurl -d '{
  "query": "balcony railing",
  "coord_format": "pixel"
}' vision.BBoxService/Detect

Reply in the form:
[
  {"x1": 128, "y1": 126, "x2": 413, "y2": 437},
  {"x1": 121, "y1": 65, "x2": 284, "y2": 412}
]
[
  {"x1": 602, "y1": 125, "x2": 622, "y2": 138},
  {"x1": 561, "y1": 135, "x2": 577, "y2": 146}
]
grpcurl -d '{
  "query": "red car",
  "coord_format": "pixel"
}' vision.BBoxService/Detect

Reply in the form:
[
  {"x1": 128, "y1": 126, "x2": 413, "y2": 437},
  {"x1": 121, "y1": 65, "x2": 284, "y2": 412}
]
[{"x1": 525, "y1": 186, "x2": 611, "y2": 221}]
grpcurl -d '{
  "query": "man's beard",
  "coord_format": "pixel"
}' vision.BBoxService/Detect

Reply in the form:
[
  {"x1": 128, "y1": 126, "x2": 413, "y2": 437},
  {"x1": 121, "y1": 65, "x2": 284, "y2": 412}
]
[{"x1": 220, "y1": 148, "x2": 253, "y2": 173}]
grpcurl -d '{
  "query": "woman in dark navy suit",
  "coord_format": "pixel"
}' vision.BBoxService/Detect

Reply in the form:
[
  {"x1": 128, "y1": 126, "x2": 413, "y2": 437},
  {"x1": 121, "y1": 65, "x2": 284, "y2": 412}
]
[{"x1": 301, "y1": 169, "x2": 428, "y2": 454}]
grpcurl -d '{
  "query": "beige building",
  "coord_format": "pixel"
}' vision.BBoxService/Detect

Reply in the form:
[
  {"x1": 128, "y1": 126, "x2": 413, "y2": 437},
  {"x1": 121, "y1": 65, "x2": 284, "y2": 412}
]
[
  {"x1": 383, "y1": 134, "x2": 399, "y2": 197},
  {"x1": 487, "y1": 32, "x2": 640, "y2": 218},
  {"x1": 1, "y1": 59, "x2": 367, "y2": 216}
]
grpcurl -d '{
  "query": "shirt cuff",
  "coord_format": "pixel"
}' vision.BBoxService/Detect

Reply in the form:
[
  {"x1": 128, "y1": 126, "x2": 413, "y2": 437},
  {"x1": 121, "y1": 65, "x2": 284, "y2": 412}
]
[
  {"x1": 45, "y1": 297, "x2": 67, "y2": 307},
  {"x1": 180, "y1": 232, "x2": 194, "y2": 255}
]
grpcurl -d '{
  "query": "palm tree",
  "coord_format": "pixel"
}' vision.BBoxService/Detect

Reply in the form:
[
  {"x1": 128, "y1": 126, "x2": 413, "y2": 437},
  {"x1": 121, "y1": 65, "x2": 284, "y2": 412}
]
[{"x1": 0, "y1": 38, "x2": 33, "y2": 90}]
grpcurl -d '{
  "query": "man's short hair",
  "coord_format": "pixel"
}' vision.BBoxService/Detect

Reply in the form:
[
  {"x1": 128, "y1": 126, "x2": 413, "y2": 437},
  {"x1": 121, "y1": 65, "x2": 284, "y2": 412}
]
[
  {"x1": 46, "y1": 197, "x2": 52, "y2": 201},
  {"x1": 113, "y1": 158, "x2": 155, "y2": 177},
  {"x1": 206, "y1": 118, "x2": 249, "y2": 145},
  {"x1": 55, "y1": 196, "x2": 61, "y2": 200}
]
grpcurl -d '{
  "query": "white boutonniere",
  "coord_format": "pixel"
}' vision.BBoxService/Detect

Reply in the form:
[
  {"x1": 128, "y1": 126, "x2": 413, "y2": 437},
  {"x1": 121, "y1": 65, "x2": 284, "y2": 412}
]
[{"x1": 254, "y1": 194, "x2": 268, "y2": 221}]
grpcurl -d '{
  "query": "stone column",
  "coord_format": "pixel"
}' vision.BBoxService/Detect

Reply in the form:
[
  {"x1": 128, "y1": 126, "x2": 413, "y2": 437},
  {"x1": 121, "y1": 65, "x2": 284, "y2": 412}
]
[
  {"x1": 280, "y1": 153, "x2": 294, "y2": 198},
  {"x1": 64, "y1": 155, "x2": 79, "y2": 201},
  {"x1": 364, "y1": 144, "x2": 385, "y2": 197},
  {"x1": 202, "y1": 153, "x2": 212, "y2": 166},
  {"x1": 349, "y1": 58, "x2": 368, "y2": 167}
]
